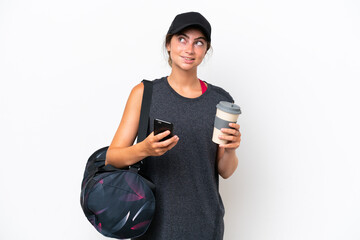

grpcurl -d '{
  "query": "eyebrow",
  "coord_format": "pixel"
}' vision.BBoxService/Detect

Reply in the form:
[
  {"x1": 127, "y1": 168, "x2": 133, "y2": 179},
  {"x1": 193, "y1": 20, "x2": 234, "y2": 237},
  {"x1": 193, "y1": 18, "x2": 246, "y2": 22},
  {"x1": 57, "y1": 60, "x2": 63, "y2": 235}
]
[{"x1": 178, "y1": 33, "x2": 206, "y2": 41}]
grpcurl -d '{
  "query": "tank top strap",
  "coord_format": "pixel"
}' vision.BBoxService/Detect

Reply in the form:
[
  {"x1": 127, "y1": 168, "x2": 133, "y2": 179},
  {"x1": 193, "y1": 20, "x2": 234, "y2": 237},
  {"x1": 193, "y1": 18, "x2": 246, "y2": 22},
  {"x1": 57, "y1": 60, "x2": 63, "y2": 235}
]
[{"x1": 199, "y1": 79, "x2": 208, "y2": 94}]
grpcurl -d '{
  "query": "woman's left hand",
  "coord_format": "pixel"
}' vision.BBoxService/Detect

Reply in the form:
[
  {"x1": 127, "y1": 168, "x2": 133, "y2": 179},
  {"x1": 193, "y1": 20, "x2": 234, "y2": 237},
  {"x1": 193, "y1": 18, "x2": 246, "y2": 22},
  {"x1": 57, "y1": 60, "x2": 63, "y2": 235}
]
[{"x1": 218, "y1": 123, "x2": 241, "y2": 151}]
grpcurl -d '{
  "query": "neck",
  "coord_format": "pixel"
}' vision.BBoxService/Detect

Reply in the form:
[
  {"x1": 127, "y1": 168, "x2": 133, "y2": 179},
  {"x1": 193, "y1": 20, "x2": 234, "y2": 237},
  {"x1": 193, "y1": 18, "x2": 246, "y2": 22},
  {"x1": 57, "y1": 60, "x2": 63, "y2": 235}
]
[{"x1": 168, "y1": 68, "x2": 198, "y2": 88}]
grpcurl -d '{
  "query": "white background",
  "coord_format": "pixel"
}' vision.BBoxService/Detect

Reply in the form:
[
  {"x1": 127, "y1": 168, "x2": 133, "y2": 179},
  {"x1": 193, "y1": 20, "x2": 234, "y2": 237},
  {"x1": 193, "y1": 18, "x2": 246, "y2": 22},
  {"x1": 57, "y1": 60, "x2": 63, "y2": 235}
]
[{"x1": 1, "y1": 0, "x2": 360, "y2": 239}]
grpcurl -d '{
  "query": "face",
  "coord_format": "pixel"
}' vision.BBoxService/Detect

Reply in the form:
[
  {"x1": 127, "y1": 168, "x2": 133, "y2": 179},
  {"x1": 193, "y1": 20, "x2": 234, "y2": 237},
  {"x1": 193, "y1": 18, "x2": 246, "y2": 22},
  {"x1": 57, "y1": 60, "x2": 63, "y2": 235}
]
[{"x1": 166, "y1": 28, "x2": 208, "y2": 71}]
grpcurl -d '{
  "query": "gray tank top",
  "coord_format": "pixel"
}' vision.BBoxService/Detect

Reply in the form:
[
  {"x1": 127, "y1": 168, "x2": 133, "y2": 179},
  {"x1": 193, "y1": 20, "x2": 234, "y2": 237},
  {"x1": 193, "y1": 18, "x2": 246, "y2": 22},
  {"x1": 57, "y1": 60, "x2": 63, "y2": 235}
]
[{"x1": 134, "y1": 76, "x2": 234, "y2": 240}]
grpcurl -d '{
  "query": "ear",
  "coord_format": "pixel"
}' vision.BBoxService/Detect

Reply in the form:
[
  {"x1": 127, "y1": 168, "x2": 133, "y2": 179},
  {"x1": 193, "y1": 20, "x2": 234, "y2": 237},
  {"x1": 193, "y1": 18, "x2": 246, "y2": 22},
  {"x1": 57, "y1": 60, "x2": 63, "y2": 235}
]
[{"x1": 166, "y1": 42, "x2": 171, "y2": 52}]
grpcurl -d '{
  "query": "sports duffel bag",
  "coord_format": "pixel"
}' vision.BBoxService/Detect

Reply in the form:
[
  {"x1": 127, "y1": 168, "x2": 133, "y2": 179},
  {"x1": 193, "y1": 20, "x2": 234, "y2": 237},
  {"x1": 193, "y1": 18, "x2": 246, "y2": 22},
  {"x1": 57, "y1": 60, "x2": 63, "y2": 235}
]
[{"x1": 80, "y1": 80, "x2": 155, "y2": 239}]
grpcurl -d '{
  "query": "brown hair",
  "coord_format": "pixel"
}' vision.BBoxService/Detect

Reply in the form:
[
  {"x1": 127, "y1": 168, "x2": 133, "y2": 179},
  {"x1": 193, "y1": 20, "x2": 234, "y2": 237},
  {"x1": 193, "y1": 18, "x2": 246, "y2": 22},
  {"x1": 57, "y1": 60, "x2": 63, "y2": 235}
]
[{"x1": 165, "y1": 26, "x2": 212, "y2": 67}]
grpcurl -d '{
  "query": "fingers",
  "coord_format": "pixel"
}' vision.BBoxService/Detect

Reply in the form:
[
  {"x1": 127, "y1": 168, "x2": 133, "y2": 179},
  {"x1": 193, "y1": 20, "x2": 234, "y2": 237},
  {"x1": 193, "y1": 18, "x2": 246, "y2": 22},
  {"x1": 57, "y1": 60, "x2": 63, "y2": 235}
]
[
  {"x1": 219, "y1": 142, "x2": 240, "y2": 149},
  {"x1": 219, "y1": 134, "x2": 240, "y2": 142},
  {"x1": 159, "y1": 135, "x2": 179, "y2": 151},
  {"x1": 153, "y1": 130, "x2": 171, "y2": 142},
  {"x1": 230, "y1": 123, "x2": 240, "y2": 130},
  {"x1": 167, "y1": 138, "x2": 179, "y2": 150},
  {"x1": 219, "y1": 134, "x2": 241, "y2": 148},
  {"x1": 155, "y1": 134, "x2": 179, "y2": 148},
  {"x1": 219, "y1": 123, "x2": 241, "y2": 149},
  {"x1": 152, "y1": 135, "x2": 179, "y2": 156},
  {"x1": 221, "y1": 123, "x2": 241, "y2": 136},
  {"x1": 152, "y1": 131, "x2": 178, "y2": 145},
  {"x1": 146, "y1": 131, "x2": 179, "y2": 156}
]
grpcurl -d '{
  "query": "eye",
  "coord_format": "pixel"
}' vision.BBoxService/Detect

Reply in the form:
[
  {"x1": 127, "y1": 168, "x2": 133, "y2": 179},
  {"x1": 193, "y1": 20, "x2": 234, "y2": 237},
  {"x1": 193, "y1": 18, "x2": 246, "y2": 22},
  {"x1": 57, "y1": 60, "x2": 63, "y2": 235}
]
[
  {"x1": 195, "y1": 40, "x2": 204, "y2": 46},
  {"x1": 178, "y1": 37, "x2": 186, "y2": 43}
]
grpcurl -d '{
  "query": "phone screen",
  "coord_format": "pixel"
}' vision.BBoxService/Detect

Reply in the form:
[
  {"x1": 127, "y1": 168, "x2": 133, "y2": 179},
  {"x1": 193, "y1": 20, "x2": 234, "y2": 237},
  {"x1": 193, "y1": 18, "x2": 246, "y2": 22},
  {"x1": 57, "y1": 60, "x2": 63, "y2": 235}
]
[{"x1": 154, "y1": 119, "x2": 174, "y2": 141}]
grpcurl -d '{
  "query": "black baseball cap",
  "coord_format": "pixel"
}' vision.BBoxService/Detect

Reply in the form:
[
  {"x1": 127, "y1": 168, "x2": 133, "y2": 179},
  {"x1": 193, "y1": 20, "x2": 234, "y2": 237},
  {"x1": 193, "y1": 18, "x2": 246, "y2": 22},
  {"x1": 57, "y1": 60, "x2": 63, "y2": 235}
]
[{"x1": 167, "y1": 12, "x2": 212, "y2": 42}]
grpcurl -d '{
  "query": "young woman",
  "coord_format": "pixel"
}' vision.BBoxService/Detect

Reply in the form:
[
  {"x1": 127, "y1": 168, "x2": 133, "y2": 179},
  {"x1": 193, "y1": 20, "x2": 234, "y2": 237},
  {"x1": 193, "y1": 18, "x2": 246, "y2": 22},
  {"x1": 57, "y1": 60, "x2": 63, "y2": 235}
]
[{"x1": 106, "y1": 12, "x2": 241, "y2": 240}]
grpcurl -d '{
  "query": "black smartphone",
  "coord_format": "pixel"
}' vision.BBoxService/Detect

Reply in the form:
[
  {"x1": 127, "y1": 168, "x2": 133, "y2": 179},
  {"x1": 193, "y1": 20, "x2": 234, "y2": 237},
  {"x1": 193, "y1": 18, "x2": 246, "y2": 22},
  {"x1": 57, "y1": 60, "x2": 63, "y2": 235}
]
[{"x1": 154, "y1": 119, "x2": 174, "y2": 141}]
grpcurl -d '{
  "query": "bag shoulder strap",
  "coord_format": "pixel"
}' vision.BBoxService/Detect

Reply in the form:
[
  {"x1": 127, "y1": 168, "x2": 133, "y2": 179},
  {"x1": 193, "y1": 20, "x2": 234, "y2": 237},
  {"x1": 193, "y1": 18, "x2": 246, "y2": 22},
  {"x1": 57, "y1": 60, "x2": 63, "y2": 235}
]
[
  {"x1": 137, "y1": 79, "x2": 153, "y2": 143},
  {"x1": 130, "y1": 79, "x2": 153, "y2": 169}
]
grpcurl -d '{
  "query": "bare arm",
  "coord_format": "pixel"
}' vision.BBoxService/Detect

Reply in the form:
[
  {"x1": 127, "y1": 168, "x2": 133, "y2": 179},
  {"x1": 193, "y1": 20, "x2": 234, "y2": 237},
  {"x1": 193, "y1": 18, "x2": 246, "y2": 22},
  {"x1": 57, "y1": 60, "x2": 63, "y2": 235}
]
[
  {"x1": 217, "y1": 147, "x2": 238, "y2": 179},
  {"x1": 216, "y1": 123, "x2": 241, "y2": 179},
  {"x1": 105, "y1": 82, "x2": 179, "y2": 168}
]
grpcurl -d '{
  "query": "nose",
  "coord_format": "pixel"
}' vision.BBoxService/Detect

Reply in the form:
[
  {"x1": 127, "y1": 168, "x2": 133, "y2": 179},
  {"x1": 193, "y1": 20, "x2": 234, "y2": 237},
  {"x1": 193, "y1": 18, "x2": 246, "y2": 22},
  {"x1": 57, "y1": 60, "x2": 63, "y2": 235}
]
[{"x1": 185, "y1": 42, "x2": 194, "y2": 54}]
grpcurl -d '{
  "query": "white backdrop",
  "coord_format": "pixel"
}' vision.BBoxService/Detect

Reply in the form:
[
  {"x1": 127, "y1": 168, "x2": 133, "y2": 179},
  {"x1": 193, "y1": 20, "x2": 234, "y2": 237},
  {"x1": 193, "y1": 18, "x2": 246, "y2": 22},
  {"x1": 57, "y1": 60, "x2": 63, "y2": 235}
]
[{"x1": 1, "y1": 0, "x2": 360, "y2": 239}]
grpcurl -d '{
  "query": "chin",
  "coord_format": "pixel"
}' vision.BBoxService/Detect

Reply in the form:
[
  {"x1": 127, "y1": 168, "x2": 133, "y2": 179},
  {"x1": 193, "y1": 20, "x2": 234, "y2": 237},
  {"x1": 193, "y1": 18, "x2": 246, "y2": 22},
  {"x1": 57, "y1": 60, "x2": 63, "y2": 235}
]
[
  {"x1": 176, "y1": 63, "x2": 200, "y2": 71},
  {"x1": 181, "y1": 65, "x2": 196, "y2": 71}
]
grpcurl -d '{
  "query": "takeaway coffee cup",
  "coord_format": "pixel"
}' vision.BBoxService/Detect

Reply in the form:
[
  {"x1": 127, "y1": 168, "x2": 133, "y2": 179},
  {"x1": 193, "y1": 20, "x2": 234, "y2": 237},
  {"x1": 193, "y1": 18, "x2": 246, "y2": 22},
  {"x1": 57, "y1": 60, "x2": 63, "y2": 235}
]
[{"x1": 212, "y1": 101, "x2": 241, "y2": 145}]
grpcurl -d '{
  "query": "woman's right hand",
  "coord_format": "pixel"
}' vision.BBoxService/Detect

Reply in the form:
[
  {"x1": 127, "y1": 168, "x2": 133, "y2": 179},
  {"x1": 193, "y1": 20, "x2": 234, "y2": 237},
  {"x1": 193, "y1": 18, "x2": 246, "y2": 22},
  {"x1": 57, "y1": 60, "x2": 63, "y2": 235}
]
[{"x1": 142, "y1": 131, "x2": 179, "y2": 157}]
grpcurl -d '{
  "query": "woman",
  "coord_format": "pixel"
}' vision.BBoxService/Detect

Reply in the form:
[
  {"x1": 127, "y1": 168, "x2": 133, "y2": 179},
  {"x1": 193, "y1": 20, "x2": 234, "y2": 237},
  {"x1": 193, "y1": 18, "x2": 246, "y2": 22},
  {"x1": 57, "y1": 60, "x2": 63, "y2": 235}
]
[{"x1": 106, "y1": 12, "x2": 241, "y2": 240}]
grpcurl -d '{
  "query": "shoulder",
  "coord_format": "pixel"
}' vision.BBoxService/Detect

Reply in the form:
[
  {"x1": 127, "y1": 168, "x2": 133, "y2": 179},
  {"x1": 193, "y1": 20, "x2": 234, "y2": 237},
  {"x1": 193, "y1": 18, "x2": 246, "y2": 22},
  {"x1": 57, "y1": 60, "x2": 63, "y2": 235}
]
[
  {"x1": 150, "y1": 76, "x2": 166, "y2": 86},
  {"x1": 129, "y1": 82, "x2": 144, "y2": 102},
  {"x1": 130, "y1": 77, "x2": 165, "y2": 97},
  {"x1": 207, "y1": 82, "x2": 234, "y2": 103}
]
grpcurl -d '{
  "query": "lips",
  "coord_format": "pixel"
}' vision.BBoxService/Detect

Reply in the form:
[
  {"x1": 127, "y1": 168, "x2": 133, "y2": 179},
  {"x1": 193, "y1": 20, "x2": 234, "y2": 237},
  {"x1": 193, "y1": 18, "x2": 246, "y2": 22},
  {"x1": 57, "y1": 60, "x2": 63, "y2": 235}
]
[
  {"x1": 181, "y1": 56, "x2": 195, "y2": 64},
  {"x1": 182, "y1": 56, "x2": 195, "y2": 60}
]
